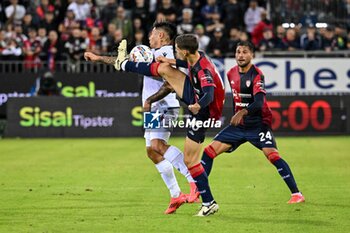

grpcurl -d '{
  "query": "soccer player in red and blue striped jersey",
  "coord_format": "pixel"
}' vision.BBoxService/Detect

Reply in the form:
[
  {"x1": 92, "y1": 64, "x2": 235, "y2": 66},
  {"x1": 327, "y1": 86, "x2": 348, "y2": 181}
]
[{"x1": 201, "y1": 41, "x2": 305, "y2": 212}]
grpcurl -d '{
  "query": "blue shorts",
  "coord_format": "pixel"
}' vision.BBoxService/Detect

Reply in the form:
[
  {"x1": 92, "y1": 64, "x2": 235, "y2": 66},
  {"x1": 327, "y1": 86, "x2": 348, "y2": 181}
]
[
  {"x1": 214, "y1": 124, "x2": 277, "y2": 152},
  {"x1": 181, "y1": 76, "x2": 210, "y2": 143},
  {"x1": 186, "y1": 114, "x2": 210, "y2": 144},
  {"x1": 181, "y1": 76, "x2": 195, "y2": 105}
]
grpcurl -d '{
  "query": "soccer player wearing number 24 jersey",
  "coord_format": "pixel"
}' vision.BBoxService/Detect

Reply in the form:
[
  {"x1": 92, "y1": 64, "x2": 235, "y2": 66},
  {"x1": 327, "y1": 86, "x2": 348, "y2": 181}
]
[{"x1": 201, "y1": 41, "x2": 305, "y2": 210}]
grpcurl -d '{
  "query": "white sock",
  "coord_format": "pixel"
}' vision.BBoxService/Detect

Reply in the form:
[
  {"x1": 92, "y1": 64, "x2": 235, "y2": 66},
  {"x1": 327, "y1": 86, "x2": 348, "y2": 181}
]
[
  {"x1": 121, "y1": 60, "x2": 127, "y2": 71},
  {"x1": 155, "y1": 160, "x2": 181, "y2": 198},
  {"x1": 203, "y1": 200, "x2": 215, "y2": 206},
  {"x1": 164, "y1": 146, "x2": 195, "y2": 183}
]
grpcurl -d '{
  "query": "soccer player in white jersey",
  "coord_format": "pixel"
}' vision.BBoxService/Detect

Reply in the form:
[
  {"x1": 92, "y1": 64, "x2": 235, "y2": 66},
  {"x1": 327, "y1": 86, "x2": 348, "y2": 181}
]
[{"x1": 84, "y1": 22, "x2": 199, "y2": 214}]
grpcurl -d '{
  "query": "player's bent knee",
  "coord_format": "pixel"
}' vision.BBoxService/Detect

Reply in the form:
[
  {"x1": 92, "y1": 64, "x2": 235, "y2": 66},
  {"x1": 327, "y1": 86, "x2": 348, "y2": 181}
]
[
  {"x1": 266, "y1": 151, "x2": 281, "y2": 163},
  {"x1": 204, "y1": 145, "x2": 218, "y2": 159},
  {"x1": 150, "y1": 140, "x2": 167, "y2": 155},
  {"x1": 146, "y1": 147, "x2": 163, "y2": 164}
]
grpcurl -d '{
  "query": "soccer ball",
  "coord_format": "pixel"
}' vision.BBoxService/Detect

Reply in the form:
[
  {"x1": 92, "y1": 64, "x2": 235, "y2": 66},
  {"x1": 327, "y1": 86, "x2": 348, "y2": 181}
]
[{"x1": 129, "y1": 45, "x2": 154, "y2": 63}]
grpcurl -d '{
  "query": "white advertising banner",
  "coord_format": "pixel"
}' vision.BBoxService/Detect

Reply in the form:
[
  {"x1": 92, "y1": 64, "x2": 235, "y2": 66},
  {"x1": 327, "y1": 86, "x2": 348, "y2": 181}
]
[{"x1": 224, "y1": 58, "x2": 350, "y2": 94}]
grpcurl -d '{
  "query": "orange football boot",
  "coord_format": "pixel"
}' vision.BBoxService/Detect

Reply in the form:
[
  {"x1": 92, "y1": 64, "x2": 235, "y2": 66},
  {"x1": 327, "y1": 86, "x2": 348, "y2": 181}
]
[
  {"x1": 287, "y1": 193, "x2": 305, "y2": 204},
  {"x1": 186, "y1": 182, "x2": 200, "y2": 203},
  {"x1": 164, "y1": 193, "x2": 187, "y2": 214}
]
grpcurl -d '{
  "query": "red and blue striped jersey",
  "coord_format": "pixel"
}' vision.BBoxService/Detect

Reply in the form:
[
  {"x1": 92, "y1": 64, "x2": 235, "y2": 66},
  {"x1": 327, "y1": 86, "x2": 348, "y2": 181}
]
[
  {"x1": 188, "y1": 52, "x2": 225, "y2": 120},
  {"x1": 227, "y1": 64, "x2": 272, "y2": 126}
]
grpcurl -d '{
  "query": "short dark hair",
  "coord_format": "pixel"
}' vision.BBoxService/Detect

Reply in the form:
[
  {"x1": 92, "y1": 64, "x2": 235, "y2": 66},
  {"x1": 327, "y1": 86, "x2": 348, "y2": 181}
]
[
  {"x1": 175, "y1": 34, "x2": 198, "y2": 54},
  {"x1": 153, "y1": 21, "x2": 177, "y2": 41},
  {"x1": 236, "y1": 41, "x2": 255, "y2": 52}
]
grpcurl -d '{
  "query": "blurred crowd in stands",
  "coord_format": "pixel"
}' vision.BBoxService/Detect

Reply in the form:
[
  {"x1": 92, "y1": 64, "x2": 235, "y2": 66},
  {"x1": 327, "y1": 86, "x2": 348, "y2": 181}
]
[{"x1": 0, "y1": 0, "x2": 350, "y2": 71}]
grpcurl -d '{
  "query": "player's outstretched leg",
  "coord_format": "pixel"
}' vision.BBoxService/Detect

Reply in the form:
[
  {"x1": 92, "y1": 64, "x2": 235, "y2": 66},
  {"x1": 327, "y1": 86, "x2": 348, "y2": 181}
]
[
  {"x1": 113, "y1": 40, "x2": 186, "y2": 99},
  {"x1": 264, "y1": 149, "x2": 305, "y2": 204},
  {"x1": 119, "y1": 58, "x2": 187, "y2": 100}
]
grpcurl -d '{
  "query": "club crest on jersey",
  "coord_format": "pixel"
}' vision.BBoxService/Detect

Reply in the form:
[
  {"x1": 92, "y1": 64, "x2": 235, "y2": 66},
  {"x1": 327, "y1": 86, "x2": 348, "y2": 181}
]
[{"x1": 246, "y1": 80, "x2": 251, "y2": 87}]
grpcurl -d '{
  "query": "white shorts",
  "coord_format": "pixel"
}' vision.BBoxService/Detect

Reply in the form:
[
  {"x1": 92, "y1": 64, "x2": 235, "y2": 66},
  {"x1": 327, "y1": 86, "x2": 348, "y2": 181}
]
[
  {"x1": 144, "y1": 107, "x2": 179, "y2": 147},
  {"x1": 144, "y1": 130, "x2": 171, "y2": 147}
]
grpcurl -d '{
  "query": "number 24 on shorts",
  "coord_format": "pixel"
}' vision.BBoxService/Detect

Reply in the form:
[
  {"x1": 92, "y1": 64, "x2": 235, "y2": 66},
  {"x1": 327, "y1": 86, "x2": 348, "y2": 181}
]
[{"x1": 259, "y1": 131, "x2": 272, "y2": 142}]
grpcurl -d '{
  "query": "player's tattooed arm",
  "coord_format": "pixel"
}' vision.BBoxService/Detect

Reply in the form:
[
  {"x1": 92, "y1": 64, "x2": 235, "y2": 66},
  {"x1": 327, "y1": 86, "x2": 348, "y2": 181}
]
[
  {"x1": 98, "y1": 56, "x2": 117, "y2": 65},
  {"x1": 143, "y1": 81, "x2": 174, "y2": 112},
  {"x1": 84, "y1": 52, "x2": 117, "y2": 65}
]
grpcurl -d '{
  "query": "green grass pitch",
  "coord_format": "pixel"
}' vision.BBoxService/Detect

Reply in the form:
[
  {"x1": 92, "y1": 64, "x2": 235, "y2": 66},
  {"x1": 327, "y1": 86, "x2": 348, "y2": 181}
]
[{"x1": 1, "y1": 136, "x2": 349, "y2": 233}]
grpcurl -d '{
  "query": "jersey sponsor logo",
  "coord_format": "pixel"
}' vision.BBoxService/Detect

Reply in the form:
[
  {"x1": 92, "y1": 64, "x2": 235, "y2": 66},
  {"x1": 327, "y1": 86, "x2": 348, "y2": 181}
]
[
  {"x1": 238, "y1": 93, "x2": 252, "y2": 98},
  {"x1": 235, "y1": 102, "x2": 249, "y2": 107}
]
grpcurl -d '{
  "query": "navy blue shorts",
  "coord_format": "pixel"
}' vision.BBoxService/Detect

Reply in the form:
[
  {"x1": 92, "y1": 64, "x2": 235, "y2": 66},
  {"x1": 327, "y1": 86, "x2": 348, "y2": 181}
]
[
  {"x1": 181, "y1": 76, "x2": 195, "y2": 105},
  {"x1": 214, "y1": 124, "x2": 277, "y2": 152},
  {"x1": 181, "y1": 76, "x2": 211, "y2": 143},
  {"x1": 186, "y1": 113, "x2": 211, "y2": 143}
]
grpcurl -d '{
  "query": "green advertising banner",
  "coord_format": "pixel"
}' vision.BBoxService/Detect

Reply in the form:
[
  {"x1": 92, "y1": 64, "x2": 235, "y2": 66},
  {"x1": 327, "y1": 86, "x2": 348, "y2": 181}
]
[
  {"x1": 4, "y1": 95, "x2": 349, "y2": 138},
  {"x1": 5, "y1": 97, "x2": 144, "y2": 137}
]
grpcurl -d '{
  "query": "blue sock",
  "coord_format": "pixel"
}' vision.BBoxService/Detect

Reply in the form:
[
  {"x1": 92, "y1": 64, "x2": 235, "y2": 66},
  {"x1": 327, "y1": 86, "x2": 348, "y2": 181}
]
[
  {"x1": 125, "y1": 61, "x2": 154, "y2": 76},
  {"x1": 201, "y1": 151, "x2": 214, "y2": 176},
  {"x1": 189, "y1": 163, "x2": 214, "y2": 204},
  {"x1": 273, "y1": 158, "x2": 299, "y2": 193}
]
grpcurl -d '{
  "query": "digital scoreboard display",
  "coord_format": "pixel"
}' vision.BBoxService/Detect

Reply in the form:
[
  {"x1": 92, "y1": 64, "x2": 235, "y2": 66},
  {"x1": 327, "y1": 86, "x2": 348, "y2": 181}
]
[{"x1": 266, "y1": 96, "x2": 346, "y2": 134}]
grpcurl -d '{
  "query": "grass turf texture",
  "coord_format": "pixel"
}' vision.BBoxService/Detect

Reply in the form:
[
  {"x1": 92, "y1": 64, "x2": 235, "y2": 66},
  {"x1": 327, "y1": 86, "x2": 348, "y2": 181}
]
[{"x1": 0, "y1": 137, "x2": 349, "y2": 233}]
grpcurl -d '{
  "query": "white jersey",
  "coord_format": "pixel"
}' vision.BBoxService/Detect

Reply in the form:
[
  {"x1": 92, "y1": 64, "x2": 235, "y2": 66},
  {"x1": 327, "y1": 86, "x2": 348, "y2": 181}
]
[{"x1": 142, "y1": 45, "x2": 180, "y2": 110}]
